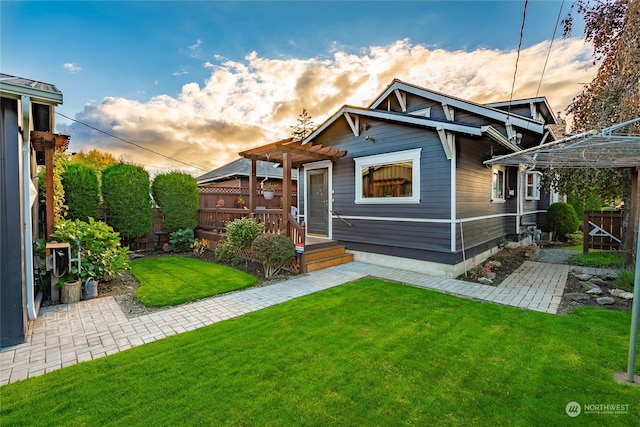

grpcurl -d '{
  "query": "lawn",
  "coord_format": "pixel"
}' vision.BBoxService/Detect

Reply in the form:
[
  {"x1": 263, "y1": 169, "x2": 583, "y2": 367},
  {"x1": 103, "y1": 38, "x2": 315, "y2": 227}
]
[
  {"x1": 2, "y1": 279, "x2": 639, "y2": 426},
  {"x1": 131, "y1": 256, "x2": 259, "y2": 307}
]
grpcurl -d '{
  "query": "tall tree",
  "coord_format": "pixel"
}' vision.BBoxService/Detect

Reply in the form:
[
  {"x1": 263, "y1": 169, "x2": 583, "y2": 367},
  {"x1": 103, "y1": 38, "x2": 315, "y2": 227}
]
[
  {"x1": 543, "y1": 0, "x2": 639, "y2": 257},
  {"x1": 290, "y1": 108, "x2": 316, "y2": 142},
  {"x1": 72, "y1": 149, "x2": 118, "y2": 171}
]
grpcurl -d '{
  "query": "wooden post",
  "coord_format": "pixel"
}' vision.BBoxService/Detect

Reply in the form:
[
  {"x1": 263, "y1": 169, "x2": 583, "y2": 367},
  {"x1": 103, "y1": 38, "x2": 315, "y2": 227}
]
[
  {"x1": 249, "y1": 157, "x2": 257, "y2": 213},
  {"x1": 44, "y1": 138, "x2": 55, "y2": 240},
  {"x1": 282, "y1": 149, "x2": 292, "y2": 236}
]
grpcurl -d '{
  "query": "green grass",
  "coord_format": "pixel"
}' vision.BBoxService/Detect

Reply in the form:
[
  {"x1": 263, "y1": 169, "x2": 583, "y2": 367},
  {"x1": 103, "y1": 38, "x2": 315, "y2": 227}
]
[
  {"x1": 569, "y1": 251, "x2": 626, "y2": 268},
  {"x1": 2, "y1": 279, "x2": 639, "y2": 426},
  {"x1": 130, "y1": 256, "x2": 258, "y2": 307}
]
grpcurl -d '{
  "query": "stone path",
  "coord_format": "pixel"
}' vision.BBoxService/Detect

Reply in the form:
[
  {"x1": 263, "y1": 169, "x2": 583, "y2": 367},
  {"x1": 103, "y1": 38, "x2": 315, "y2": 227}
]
[{"x1": 1, "y1": 260, "x2": 576, "y2": 385}]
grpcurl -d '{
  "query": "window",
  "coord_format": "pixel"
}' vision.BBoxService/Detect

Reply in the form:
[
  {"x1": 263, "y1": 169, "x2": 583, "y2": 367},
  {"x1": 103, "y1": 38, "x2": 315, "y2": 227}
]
[
  {"x1": 354, "y1": 148, "x2": 421, "y2": 204},
  {"x1": 491, "y1": 165, "x2": 506, "y2": 202},
  {"x1": 525, "y1": 171, "x2": 541, "y2": 200}
]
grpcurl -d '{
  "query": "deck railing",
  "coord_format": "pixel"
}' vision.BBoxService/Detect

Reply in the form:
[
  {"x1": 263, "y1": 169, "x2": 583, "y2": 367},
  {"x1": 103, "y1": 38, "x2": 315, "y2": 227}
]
[{"x1": 197, "y1": 208, "x2": 304, "y2": 243}]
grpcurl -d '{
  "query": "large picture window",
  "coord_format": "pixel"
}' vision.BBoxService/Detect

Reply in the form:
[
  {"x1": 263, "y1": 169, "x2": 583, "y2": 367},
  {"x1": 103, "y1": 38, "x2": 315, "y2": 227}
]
[
  {"x1": 491, "y1": 165, "x2": 506, "y2": 202},
  {"x1": 525, "y1": 171, "x2": 541, "y2": 200},
  {"x1": 354, "y1": 148, "x2": 421, "y2": 204}
]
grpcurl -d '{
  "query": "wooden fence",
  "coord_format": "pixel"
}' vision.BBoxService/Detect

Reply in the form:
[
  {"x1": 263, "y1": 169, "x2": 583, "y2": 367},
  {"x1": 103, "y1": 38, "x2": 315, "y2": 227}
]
[
  {"x1": 199, "y1": 186, "x2": 297, "y2": 210},
  {"x1": 583, "y1": 211, "x2": 623, "y2": 252}
]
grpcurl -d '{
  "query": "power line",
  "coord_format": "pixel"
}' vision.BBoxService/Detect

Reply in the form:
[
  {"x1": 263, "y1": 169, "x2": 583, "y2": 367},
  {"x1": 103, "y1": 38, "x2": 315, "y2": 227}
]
[
  {"x1": 535, "y1": 0, "x2": 564, "y2": 100},
  {"x1": 507, "y1": 0, "x2": 529, "y2": 116},
  {"x1": 55, "y1": 111, "x2": 209, "y2": 172}
]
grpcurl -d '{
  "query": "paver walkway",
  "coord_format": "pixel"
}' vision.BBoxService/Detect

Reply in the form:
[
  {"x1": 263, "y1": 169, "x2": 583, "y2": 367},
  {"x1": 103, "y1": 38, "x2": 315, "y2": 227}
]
[{"x1": 0, "y1": 260, "x2": 608, "y2": 386}]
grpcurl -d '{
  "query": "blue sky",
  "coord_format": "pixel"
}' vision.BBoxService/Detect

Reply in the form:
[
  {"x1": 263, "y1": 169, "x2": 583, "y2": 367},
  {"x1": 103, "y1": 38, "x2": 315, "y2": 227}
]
[{"x1": 1, "y1": 1, "x2": 592, "y2": 174}]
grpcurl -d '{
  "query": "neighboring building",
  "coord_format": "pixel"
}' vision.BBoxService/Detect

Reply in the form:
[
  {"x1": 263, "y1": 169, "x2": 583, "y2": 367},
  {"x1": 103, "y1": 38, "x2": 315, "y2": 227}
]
[
  {"x1": 286, "y1": 79, "x2": 559, "y2": 277},
  {"x1": 197, "y1": 157, "x2": 298, "y2": 188},
  {"x1": 1, "y1": 74, "x2": 65, "y2": 348}
]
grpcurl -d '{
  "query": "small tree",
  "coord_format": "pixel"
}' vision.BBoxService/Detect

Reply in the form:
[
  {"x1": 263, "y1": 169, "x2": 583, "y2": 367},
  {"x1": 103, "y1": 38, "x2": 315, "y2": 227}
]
[
  {"x1": 547, "y1": 202, "x2": 580, "y2": 240},
  {"x1": 151, "y1": 171, "x2": 199, "y2": 233},
  {"x1": 102, "y1": 163, "x2": 152, "y2": 240},
  {"x1": 62, "y1": 163, "x2": 100, "y2": 222},
  {"x1": 290, "y1": 108, "x2": 316, "y2": 142},
  {"x1": 225, "y1": 217, "x2": 265, "y2": 249},
  {"x1": 251, "y1": 233, "x2": 295, "y2": 278}
]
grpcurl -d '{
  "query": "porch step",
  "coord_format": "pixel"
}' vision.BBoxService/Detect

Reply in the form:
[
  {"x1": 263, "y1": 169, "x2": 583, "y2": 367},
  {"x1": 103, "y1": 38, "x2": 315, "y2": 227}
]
[{"x1": 303, "y1": 243, "x2": 354, "y2": 273}]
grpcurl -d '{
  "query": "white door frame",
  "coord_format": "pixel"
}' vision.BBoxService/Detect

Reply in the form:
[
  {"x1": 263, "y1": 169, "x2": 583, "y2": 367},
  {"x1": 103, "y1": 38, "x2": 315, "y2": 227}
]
[{"x1": 303, "y1": 160, "x2": 333, "y2": 239}]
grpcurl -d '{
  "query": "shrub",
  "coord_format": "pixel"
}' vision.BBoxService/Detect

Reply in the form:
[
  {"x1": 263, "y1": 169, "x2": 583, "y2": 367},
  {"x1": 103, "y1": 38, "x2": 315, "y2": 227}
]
[
  {"x1": 151, "y1": 172, "x2": 199, "y2": 232},
  {"x1": 169, "y1": 228, "x2": 195, "y2": 253},
  {"x1": 547, "y1": 202, "x2": 580, "y2": 240},
  {"x1": 225, "y1": 217, "x2": 265, "y2": 249},
  {"x1": 192, "y1": 239, "x2": 211, "y2": 257},
  {"x1": 62, "y1": 163, "x2": 100, "y2": 221},
  {"x1": 251, "y1": 233, "x2": 295, "y2": 278},
  {"x1": 102, "y1": 163, "x2": 152, "y2": 239},
  {"x1": 51, "y1": 218, "x2": 130, "y2": 283},
  {"x1": 214, "y1": 239, "x2": 239, "y2": 263},
  {"x1": 615, "y1": 270, "x2": 635, "y2": 292}
]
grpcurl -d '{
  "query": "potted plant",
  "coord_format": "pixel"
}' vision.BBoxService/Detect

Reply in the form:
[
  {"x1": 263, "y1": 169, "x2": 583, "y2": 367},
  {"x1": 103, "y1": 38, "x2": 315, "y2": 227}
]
[
  {"x1": 262, "y1": 182, "x2": 275, "y2": 200},
  {"x1": 234, "y1": 195, "x2": 245, "y2": 208}
]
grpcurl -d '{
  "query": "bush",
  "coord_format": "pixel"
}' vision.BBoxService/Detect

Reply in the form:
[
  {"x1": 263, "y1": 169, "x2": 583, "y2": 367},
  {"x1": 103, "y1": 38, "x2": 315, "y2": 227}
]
[
  {"x1": 151, "y1": 172, "x2": 199, "y2": 233},
  {"x1": 251, "y1": 233, "x2": 295, "y2": 278},
  {"x1": 169, "y1": 228, "x2": 195, "y2": 253},
  {"x1": 615, "y1": 270, "x2": 635, "y2": 292},
  {"x1": 214, "y1": 239, "x2": 240, "y2": 264},
  {"x1": 102, "y1": 163, "x2": 152, "y2": 239},
  {"x1": 547, "y1": 202, "x2": 580, "y2": 240},
  {"x1": 568, "y1": 194, "x2": 602, "y2": 221},
  {"x1": 225, "y1": 217, "x2": 265, "y2": 249},
  {"x1": 62, "y1": 163, "x2": 100, "y2": 221},
  {"x1": 51, "y1": 218, "x2": 130, "y2": 283}
]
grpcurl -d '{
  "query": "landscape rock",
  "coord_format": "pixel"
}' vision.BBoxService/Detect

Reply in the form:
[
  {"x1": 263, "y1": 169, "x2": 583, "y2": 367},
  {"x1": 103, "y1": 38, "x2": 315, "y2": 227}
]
[
  {"x1": 589, "y1": 277, "x2": 608, "y2": 286},
  {"x1": 574, "y1": 274, "x2": 592, "y2": 281},
  {"x1": 580, "y1": 281, "x2": 598, "y2": 291},
  {"x1": 610, "y1": 289, "x2": 633, "y2": 300},
  {"x1": 585, "y1": 287, "x2": 602, "y2": 295},
  {"x1": 565, "y1": 293, "x2": 591, "y2": 301},
  {"x1": 597, "y1": 297, "x2": 615, "y2": 305},
  {"x1": 477, "y1": 277, "x2": 494, "y2": 285}
]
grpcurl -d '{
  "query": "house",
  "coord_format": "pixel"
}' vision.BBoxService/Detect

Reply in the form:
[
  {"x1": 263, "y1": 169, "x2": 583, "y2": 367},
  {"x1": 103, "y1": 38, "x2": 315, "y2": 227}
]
[
  {"x1": 240, "y1": 79, "x2": 559, "y2": 277},
  {"x1": 1, "y1": 74, "x2": 67, "y2": 348},
  {"x1": 197, "y1": 157, "x2": 298, "y2": 188}
]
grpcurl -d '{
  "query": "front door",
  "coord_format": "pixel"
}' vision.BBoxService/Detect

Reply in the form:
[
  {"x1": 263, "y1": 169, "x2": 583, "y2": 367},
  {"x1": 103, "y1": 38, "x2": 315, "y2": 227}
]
[{"x1": 307, "y1": 168, "x2": 329, "y2": 236}]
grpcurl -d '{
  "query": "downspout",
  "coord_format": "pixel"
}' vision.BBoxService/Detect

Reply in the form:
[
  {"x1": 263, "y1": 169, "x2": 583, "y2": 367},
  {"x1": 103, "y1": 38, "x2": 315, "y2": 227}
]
[{"x1": 21, "y1": 95, "x2": 37, "y2": 320}]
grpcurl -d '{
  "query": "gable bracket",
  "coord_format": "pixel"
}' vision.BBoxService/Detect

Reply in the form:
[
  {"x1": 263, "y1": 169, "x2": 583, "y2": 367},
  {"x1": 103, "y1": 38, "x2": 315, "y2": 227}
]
[
  {"x1": 394, "y1": 89, "x2": 407, "y2": 112},
  {"x1": 436, "y1": 127, "x2": 454, "y2": 160},
  {"x1": 343, "y1": 112, "x2": 360, "y2": 137},
  {"x1": 441, "y1": 103, "x2": 454, "y2": 121}
]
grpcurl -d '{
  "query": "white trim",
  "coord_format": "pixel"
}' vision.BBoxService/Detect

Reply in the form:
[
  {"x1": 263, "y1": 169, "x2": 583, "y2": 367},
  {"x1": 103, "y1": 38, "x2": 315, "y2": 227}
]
[
  {"x1": 491, "y1": 165, "x2": 506, "y2": 203},
  {"x1": 354, "y1": 148, "x2": 421, "y2": 204},
  {"x1": 524, "y1": 171, "x2": 542, "y2": 200},
  {"x1": 330, "y1": 210, "x2": 546, "y2": 224},
  {"x1": 303, "y1": 160, "x2": 332, "y2": 238}
]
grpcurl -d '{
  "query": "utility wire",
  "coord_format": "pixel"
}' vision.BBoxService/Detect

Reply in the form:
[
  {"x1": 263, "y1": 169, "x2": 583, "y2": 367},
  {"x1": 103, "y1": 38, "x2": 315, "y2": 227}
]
[
  {"x1": 55, "y1": 111, "x2": 209, "y2": 172},
  {"x1": 507, "y1": 0, "x2": 529, "y2": 116},
  {"x1": 535, "y1": 0, "x2": 564, "y2": 100}
]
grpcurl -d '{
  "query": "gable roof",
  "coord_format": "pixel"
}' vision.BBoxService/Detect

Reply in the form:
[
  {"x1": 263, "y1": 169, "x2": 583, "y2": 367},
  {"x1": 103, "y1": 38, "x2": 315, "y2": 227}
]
[
  {"x1": 367, "y1": 79, "x2": 554, "y2": 133},
  {"x1": 0, "y1": 73, "x2": 63, "y2": 104},
  {"x1": 197, "y1": 157, "x2": 298, "y2": 185}
]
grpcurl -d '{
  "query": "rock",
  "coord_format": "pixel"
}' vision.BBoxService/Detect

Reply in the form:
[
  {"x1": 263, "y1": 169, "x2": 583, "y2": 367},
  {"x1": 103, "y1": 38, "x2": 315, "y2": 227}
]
[
  {"x1": 586, "y1": 287, "x2": 602, "y2": 295},
  {"x1": 589, "y1": 277, "x2": 607, "y2": 286},
  {"x1": 597, "y1": 297, "x2": 616, "y2": 305},
  {"x1": 477, "y1": 277, "x2": 494, "y2": 285},
  {"x1": 580, "y1": 281, "x2": 598, "y2": 291},
  {"x1": 486, "y1": 272, "x2": 496, "y2": 280},
  {"x1": 602, "y1": 273, "x2": 617, "y2": 281},
  {"x1": 574, "y1": 273, "x2": 592, "y2": 281},
  {"x1": 610, "y1": 289, "x2": 633, "y2": 300},
  {"x1": 565, "y1": 293, "x2": 591, "y2": 301}
]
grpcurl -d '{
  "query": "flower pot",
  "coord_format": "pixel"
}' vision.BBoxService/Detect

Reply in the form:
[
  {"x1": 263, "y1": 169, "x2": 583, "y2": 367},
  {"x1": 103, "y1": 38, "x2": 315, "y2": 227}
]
[
  {"x1": 263, "y1": 189, "x2": 275, "y2": 200},
  {"x1": 61, "y1": 280, "x2": 82, "y2": 304}
]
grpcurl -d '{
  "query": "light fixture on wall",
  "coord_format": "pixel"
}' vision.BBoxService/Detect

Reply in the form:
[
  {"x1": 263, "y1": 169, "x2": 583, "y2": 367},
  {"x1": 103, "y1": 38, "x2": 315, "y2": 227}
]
[{"x1": 365, "y1": 135, "x2": 375, "y2": 142}]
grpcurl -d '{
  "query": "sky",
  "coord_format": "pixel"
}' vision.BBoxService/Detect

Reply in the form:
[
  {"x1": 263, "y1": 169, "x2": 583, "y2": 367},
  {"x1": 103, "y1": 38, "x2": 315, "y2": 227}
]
[{"x1": 1, "y1": 0, "x2": 595, "y2": 176}]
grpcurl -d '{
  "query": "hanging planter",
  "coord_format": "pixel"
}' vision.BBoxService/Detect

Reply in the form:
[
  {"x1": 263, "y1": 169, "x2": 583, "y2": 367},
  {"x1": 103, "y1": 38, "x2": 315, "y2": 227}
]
[{"x1": 262, "y1": 182, "x2": 275, "y2": 200}]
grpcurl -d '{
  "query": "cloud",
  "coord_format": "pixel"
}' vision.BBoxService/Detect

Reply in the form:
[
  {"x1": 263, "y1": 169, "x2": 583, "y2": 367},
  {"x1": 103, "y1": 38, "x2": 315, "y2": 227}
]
[
  {"x1": 187, "y1": 39, "x2": 203, "y2": 59},
  {"x1": 66, "y1": 38, "x2": 596, "y2": 177},
  {"x1": 172, "y1": 70, "x2": 190, "y2": 77},
  {"x1": 63, "y1": 63, "x2": 82, "y2": 73}
]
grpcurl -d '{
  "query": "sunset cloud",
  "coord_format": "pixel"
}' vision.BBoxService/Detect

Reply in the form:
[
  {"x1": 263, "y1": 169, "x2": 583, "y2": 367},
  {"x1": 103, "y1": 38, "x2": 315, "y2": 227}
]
[{"x1": 68, "y1": 38, "x2": 596, "y2": 176}]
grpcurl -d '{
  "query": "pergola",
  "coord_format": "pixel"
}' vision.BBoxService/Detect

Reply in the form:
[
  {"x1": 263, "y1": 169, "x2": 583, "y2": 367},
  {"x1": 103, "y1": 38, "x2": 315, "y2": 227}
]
[
  {"x1": 238, "y1": 138, "x2": 347, "y2": 237},
  {"x1": 486, "y1": 118, "x2": 640, "y2": 383}
]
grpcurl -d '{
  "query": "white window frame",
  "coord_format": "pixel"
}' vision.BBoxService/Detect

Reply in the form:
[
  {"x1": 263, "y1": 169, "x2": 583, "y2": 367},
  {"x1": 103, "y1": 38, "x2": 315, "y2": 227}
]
[
  {"x1": 491, "y1": 165, "x2": 506, "y2": 203},
  {"x1": 354, "y1": 148, "x2": 421, "y2": 204},
  {"x1": 525, "y1": 171, "x2": 541, "y2": 200}
]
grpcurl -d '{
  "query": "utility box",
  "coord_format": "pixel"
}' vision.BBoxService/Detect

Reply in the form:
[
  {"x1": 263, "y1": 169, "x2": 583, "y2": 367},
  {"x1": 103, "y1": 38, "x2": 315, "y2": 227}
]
[{"x1": 45, "y1": 242, "x2": 71, "y2": 303}]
